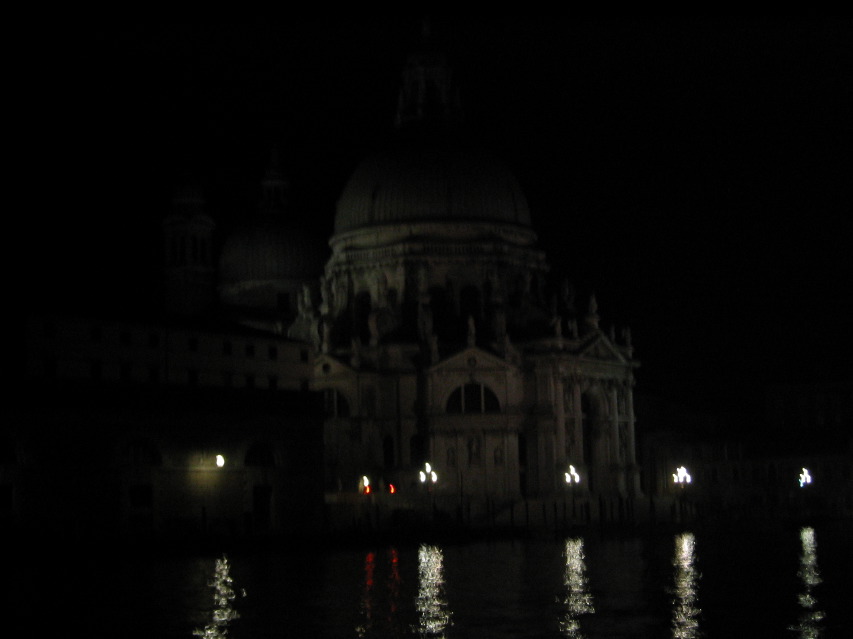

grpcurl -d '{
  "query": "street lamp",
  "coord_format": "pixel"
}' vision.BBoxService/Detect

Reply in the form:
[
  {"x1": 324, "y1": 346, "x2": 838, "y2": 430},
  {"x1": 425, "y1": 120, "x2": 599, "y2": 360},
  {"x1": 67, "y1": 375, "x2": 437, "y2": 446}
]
[
  {"x1": 419, "y1": 462, "x2": 438, "y2": 490},
  {"x1": 564, "y1": 464, "x2": 580, "y2": 519},
  {"x1": 673, "y1": 466, "x2": 692, "y2": 487},
  {"x1": 215, "y1": 454, "x2": 225, "y2": 468},
  {"x1": 419, "y1": 462, "x2": 437, "y2": 519},
  {"x1": 564, "y1": 464, "x2": 580, "y2": 486},
  {"x1": 360, "y1": 475, "x2": 372, "y2": 495},
  {"x1": 798, "y1": 467, "x2": 812, "y2": 488},
  {"x1": 672, "y1": 465, "x2": 691, "y2": 521}
]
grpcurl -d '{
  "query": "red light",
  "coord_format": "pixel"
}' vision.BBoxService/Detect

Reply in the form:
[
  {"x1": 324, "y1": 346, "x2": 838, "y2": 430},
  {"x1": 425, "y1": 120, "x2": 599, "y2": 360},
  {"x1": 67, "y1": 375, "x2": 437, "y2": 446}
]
[
  {"x1": 388, "y1": 483, "x2": 396, "y2": 494},
  {"x1": 363, "y1": 485, "x2": 371, "y2": 494}
]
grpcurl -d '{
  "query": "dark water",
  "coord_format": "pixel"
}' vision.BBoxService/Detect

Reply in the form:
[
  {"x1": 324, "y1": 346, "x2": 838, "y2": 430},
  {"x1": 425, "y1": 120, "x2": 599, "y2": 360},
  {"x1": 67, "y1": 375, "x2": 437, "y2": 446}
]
[{"x1": 17, "y1": 522, "x2": 852, "y2": 638}]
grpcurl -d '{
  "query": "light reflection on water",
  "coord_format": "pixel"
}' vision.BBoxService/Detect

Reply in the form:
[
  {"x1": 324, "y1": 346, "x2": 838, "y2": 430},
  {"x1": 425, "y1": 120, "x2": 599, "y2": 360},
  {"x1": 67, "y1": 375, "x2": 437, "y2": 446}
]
[
  {"x1": 671, "y1": 532, "x2": 701, "y2": 639},
  {"x1": 790, "y1": 526, "x2": 824, "y2": 638},
  {"x1": 414, "y1": 544, "x2": 452, "y2": 638},
  {"x1": 34, "y1": 524, "x2": 851, "y2": 638},
  {"x1": 356, "y1": 548, "x2": 404, "y2": 638},
  {"x1": 560, "y1": 537, "x2": 595, "y2": 638},
  {"x1": 193, "y1": 555, "x2": 242, "y2": 639}
]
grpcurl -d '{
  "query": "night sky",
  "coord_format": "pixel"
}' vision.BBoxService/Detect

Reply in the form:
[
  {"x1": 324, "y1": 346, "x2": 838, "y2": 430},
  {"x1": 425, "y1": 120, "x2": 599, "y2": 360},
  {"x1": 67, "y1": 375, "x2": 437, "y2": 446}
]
[{"x1": 20, "y1": 19, "x2": 852, "y2": 411}]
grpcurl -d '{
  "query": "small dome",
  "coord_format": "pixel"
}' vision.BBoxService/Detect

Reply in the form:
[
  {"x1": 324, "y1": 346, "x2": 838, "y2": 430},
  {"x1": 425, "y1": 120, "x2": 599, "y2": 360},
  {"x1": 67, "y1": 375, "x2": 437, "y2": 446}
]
[
  {"x1": 219, "y1": 223, "x2": 326, "y2": 285},
  {"x1": 334, "y1": 144, "x2": 531, "y2": 235}
]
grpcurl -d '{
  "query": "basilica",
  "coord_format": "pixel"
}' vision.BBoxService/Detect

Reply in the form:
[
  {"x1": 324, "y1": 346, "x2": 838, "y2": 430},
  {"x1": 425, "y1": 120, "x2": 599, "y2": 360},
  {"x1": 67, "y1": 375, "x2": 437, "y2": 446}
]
[
  {"x1": 212, "y1": 44, "x2": 639, "y2": 502},
  {"x1": 15, "y1": 39, "x2": 642, "y2": 536}
]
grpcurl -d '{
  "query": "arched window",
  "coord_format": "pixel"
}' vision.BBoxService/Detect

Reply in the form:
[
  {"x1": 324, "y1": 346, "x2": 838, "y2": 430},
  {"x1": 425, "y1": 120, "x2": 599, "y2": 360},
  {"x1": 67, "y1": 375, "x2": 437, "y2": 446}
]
[
  {"x1": 323, "y1": 388, "x2": 350, "y2": 418},
  {"x1": 446, "y1": 383, "x2": 500, "y2": 414}
]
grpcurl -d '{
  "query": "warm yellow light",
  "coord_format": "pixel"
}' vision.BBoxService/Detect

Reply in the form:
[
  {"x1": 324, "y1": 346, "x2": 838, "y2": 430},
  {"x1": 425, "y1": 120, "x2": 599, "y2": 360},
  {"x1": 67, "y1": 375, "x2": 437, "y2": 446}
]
[{"x1": 216, "y1": 454, "x2": 225, "y2": 467}]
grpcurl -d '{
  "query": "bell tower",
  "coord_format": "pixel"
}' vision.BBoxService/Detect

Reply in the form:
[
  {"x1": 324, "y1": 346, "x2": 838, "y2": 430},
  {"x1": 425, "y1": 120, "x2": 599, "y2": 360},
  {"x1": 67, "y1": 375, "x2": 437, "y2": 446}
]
[{"x1": 162, "y1": 185, "x2": 216, "y2": 316}]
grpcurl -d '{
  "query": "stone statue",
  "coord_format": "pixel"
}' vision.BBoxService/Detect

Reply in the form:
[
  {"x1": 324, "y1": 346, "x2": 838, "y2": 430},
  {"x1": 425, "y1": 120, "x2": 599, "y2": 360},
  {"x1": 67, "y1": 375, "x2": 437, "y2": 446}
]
[
  {"x1": 288, "y1": 284, "x2": 318, "y2": 343},
  {"x1": 368, "y1": 311, "x2": 379, "y2": 347},
  {"x1": 376, "y1": 273, "x2": 388, "y2": 309},
  {"x1": 319, "y1": 275, "x2": 332, "y2": 316},
  {"x1": 567, "y1": 318, "x2": 578, "y2": 339},
  {"x1": 551, "y1": 314, "x2": 563, "y2": 338}
]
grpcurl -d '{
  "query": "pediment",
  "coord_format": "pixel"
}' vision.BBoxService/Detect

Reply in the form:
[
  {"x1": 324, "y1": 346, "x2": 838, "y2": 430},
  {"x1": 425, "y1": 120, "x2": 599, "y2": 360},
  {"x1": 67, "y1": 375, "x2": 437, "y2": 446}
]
[
  {"x1": 313, "y1": 353, "x2": 354, "y2": 377},
  {"x1": 429, "y1": 346, "x2": 516, "y2": 374},
  {"x1": 578, "y1": 333, "x2": 626, "y2": 364}
]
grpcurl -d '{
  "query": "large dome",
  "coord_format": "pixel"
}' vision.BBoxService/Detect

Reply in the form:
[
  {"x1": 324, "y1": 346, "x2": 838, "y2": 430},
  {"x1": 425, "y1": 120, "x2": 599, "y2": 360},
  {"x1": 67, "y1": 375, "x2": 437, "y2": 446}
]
[
  {"x1": 334, "y1": 145, "x2": 532, "y2": 235},
  {"x1": 219, "y1": 223, "x2": 325, "y2": 285}
]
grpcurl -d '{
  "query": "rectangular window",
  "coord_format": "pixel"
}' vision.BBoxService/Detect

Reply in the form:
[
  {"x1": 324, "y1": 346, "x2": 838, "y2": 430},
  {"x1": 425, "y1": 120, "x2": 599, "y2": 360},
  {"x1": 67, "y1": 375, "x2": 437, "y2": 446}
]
[
  {"x1": 268, "y1": 375, "x2": 278, "y2": 390},
  {"x1": 148, "y1": 332, "x2": 160, "y2": 348},
  {"x1": 268, "y1": 345, "x2": 277, "y2": 360},
  {"x1": 245, "y1": 344, "x2": 255, "y2": 358},
  {"x1": 187, "y1": 369, "x2": 198, "y2": 386},
  {"x1": 300, "y1": 349, "x2": 309, "y2": 362},
  {"x1": 120, "y1": 331, "x2": 132, "y2": 346},
  {"x1": 245, "y1": 374, "x2": 255, "y2": 389},
  {"x1": 188, "y1": 337, "x2": 198, "y2": 352},
  {"x1": 223, "y1": 340, "x2": 232, "y2": 356}
]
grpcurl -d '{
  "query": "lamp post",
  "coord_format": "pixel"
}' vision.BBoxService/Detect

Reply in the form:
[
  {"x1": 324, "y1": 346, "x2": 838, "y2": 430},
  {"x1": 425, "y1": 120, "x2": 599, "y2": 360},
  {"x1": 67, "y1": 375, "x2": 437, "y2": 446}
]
[
  {"x1": 200, "y1": 452, "x2": 226, "y2": 533},
  {"x1": 564, "y1": 464, "x2": 580, "y2": 519},
  {"x1": 419, "y1": 462, "x2": 437, "y2": 518},
  {"x1": 419, "y1": 462, "x2": 438, "y2": 490},
  {"x1": 672, "y1": 466, "x2": 691, "y2": 521},
  {"x1": 798, "y1": 467, "x2": 812, "y2": 488},
  {"x1": 672, "y1": 466, "x2": 692, "y2": 487}
]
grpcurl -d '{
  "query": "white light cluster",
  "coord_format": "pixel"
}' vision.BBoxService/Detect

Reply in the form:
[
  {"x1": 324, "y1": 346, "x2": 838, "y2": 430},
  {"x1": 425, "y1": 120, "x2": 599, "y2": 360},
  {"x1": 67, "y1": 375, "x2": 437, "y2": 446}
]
[
  {"x1": 419, "y1": 462, "x2": 437, "y2": 484},
  {"x1": 673, "y1": 466, "x2": 692, "y2": 485},
  {"x1": 564, "y1": 465, "x2": 580, "y2": 485}
]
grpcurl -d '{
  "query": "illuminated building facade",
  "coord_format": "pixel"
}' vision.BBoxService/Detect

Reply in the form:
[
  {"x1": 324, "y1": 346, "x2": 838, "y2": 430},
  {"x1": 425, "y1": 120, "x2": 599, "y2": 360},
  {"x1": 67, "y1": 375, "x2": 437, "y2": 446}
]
[{"x1": 308, "y1": 45, "x2": 641, "y2": 503}]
